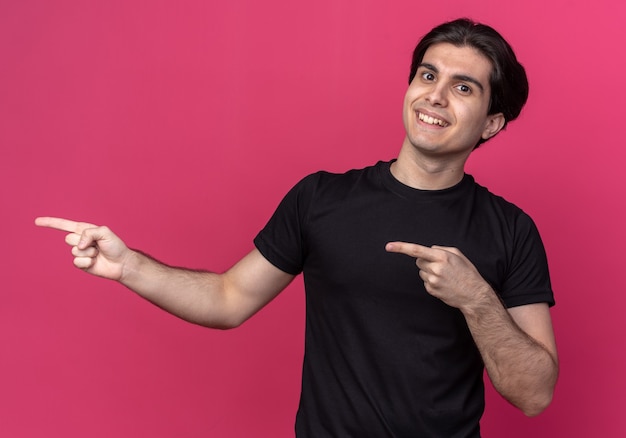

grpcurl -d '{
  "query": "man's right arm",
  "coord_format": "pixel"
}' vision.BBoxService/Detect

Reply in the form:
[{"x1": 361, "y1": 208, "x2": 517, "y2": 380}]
[{"x1": 35, "y1": 217, "x2": 295, "y2": 329}]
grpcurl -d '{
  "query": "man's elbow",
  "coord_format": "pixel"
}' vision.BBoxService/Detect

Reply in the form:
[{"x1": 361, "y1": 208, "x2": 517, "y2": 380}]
[
  {"x1": 206, "y1": 320, "x2": 241, "y2": 330},
  {"x1": 520, "y1": 357, "x2": 559, "y2": 416},
  {"x1": 199, "y1": 303, "x2": 259, "y2": 330},
  {"x1": 199, "y1": 313, "x2": 248, "y2": 330},
  {"x1": 519, "y1": 389, "x2": 555, "y2": 417}
]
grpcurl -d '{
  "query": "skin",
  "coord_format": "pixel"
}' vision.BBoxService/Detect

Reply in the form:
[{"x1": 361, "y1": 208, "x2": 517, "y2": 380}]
[
  {"x1": 392, "y1": 43, "x2": 505, "y2": 189},
  {"x1": 35, "y1": 42, "x2": 558, "y2": 420}
]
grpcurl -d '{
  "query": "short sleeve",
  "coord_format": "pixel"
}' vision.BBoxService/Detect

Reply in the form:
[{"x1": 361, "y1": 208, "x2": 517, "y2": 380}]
[
  {"x1": 253, "y1": 174, "x2": 318, "y2": 276},
  {"x1": 500, "y1": 213, "x2": 555, "y2": 308}
]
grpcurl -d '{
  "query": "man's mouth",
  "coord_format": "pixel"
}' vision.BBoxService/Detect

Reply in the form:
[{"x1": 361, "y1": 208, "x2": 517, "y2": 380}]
[{"x1": 418, "y1": 112, "x2": 449, "y2": 127}]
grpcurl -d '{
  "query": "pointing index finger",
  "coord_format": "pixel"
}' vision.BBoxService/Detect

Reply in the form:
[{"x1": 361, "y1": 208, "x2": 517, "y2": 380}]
[
  {"x1": 35, "y1": 217, "x2": 98, "y2": 234},
  {"x1": 385, "y1": 241, "x2": 437, "y2": 260}
]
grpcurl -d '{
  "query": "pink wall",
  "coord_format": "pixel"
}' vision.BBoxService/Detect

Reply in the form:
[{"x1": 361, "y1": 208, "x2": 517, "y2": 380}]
[{"x1": 2, "y1": 0, "x2": 625, "y2": 436}]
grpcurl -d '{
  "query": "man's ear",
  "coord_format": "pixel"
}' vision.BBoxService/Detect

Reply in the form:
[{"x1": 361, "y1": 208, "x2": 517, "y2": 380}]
[{"x1": 481, "y1": 113, "x2": 506, "y2": 140}]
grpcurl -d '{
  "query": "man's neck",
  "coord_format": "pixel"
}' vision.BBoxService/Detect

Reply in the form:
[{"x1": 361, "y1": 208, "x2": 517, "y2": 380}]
[{"x1": 390, "y1": 143, "x2": 469, "y2": 190}]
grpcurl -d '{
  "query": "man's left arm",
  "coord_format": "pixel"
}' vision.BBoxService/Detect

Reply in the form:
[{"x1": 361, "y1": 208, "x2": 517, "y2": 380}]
[
  {"x1": 386, "y1": 242, "x2": 558, "y2": 416},
  {"x1": 462, "y1": 293, "x2": 558, "y2": 416}
]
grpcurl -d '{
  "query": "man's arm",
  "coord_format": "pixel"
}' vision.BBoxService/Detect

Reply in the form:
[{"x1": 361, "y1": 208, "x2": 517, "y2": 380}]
[
  {"x1": 385, "y1": 241, "x2": 558, "y2": 416},
  {"x1": 462, "y1": 293, "x2": 558, "y2": 416},
  {"x1": 35, "y1": 217, "x2": 295, "y2": 329}
]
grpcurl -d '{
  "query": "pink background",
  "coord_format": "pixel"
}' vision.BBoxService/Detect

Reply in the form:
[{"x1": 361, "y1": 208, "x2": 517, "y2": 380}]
[{"x1": 2, "y1": 0, "x2": 625, "y2": 436}]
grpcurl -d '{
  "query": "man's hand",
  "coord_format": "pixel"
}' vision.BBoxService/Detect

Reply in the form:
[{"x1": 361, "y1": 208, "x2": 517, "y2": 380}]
[
  {"x1": 35, "y1": 217, "x2": 131, "y2": 281},
  {"x1": 385, "y1": 241, "x2": 491, "y2": 310}
]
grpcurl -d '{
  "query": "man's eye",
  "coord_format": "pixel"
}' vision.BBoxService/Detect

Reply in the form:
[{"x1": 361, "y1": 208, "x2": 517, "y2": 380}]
[
  {"x1": 456, "y1": 84, "x2": 471, "y2": 94},
  {"x1": 421, "y1": 72, "x2": 435, "y2": 81}
]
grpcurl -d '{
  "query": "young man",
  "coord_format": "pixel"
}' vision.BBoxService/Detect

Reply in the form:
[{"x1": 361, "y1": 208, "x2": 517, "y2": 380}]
[{"x1": 37, "y1": 18, "x2": 558, "y2": 437}]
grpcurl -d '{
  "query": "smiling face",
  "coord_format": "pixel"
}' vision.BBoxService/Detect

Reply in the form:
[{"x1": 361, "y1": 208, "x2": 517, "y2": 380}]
[{"x1": 402, "y1": 43, "x2": 505, "y2": 162}]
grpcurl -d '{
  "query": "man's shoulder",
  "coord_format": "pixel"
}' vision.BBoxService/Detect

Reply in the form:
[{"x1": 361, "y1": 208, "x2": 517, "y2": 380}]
[
  {"x1": 469, "y1": 176, "x2": 527, "y2": 214},
  {"x1": 467, "y1": 177, "x2": 540, "y2": 238},
  {"x1": 312, "y1": 160, "x2": 387, "y2": 180},
  {"x1": 296, "y1": 161, "x2": 389, "y2": 193}
]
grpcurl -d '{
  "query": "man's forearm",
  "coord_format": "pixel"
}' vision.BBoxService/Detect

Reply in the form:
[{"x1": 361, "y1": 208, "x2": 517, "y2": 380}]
[
  {"x1": 462, "y1": 288, "x2": 558, "y2": 416},
  {"x1": 119, "y1": 250, "x2": 235, "y2": 329}
]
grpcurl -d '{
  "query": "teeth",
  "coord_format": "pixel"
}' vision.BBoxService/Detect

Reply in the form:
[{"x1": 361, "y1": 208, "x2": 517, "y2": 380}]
[{"x1": 418, "y1": 112, "x2": 447, "y2": 127}]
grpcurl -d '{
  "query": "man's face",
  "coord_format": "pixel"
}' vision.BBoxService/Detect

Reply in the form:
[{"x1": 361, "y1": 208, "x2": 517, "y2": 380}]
[{"x1": 402, "y1": 43, "x2": 504, "y2": 159}]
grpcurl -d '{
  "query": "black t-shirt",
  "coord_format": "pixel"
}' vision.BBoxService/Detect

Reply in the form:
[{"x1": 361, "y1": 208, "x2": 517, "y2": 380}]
[{"x1": 254, "y1": 161, "x2": 554, "y2": 438}]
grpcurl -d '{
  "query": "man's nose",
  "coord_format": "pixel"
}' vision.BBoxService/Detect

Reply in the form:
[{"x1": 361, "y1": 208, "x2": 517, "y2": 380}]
[{"x1": 425, "y1": 82, "x2": 448, "y2": 107}]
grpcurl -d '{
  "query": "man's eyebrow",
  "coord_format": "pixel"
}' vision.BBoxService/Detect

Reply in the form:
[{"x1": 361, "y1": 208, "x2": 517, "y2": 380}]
[{"x1": 417, "y1": 62, "x2": 485, "y2": 93}]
